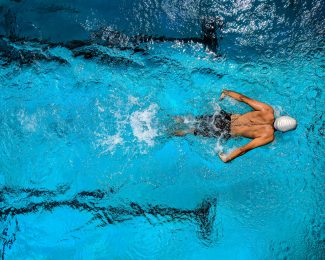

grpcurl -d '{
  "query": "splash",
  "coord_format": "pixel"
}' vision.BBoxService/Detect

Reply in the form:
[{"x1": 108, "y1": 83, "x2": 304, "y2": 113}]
[
  {"x1": 95, "y1": 133, "x2": 123, "y2": 155},
  {"x1": 130, "y1": 104, "x2": 159, "y2": 147},
  {"x1": 273, "y1": 106, "x2": 284, "y2": 117},
  {"x1": 17, "y1": 109, "x2": 39, "y2": 132}
]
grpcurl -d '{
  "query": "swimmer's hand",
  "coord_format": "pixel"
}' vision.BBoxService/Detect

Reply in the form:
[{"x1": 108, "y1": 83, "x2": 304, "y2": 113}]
[
  {"x1": 218, "y1": 152, "x2": 229, "y2": 163},
  {"x1": 219, "y1": 90, "x2": 230, "y2": 100}
]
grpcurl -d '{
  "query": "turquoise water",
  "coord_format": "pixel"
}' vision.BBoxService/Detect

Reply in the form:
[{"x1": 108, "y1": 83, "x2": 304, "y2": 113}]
[{"x1": 0, "y1": 0, "x2": 324, "y2": 259}]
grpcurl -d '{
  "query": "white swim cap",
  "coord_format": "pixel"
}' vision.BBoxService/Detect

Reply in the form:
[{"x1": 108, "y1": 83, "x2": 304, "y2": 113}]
[{"x1": 274, "y1": 116, "x2": 297, "y2": 132}]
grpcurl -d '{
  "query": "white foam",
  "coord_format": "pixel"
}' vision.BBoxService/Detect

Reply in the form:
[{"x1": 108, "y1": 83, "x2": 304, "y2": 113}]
[
  {"x1": 95, "y1": 98, "x2": 105, "y2": 113},
  {"x1": 215, "y1": 141, "x2": 237, "y2": 157},
  {"x1": 17, "y1": 109, "x2": 38, "y2": 132},
  {"x1": 183, "y1": 116, "x2": 196, "y2": 125},
  {"x1": 128, "y1": 95, "x2": 141, "y2": 106},
  {"x1": 209, "y1": 98, "x2": 222, "y2": 113},
  {"x1": 214, "y1": 139, "x2": 224, "y2": 154},
  {"x1": 225, "y1": 96, "x2": 240, "y2": 106},
  {"x1": 95, "y1": 132, "x2": 123, "y2": 155},
  {"x1": 273, "y1": 105, "x2": 284, "y2": 117},
  {"x1": 130, "y1": 104, "x2": 159, "y2": 147}
]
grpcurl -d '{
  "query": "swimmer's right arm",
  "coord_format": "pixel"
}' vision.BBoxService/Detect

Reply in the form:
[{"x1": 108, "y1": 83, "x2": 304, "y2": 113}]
[
  {"x1": 220, "y1": 90, "x2": 273, "y2": 111},
  {"x1": 218, "y1": 135, "x2": 274, "y2": 162}
]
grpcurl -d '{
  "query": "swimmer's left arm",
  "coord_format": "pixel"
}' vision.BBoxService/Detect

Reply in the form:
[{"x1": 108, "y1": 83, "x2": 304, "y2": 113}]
[
  {"x1": 218, "y1": 136, "x2": 274, "y2": 163},
  {"x1": 220, "y1": 90, "x2": 273, "y2": 112}
]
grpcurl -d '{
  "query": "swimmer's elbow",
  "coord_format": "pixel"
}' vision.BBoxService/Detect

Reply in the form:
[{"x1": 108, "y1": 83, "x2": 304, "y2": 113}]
[
  {"x1": 263, "y1": 106, "x2": 274, "y2": 113},
  {"x1": 268, "y1": 107, "x2": 274, "y2": 113},
  {"x1": 264, "y1": 135, "x2": 275, "y2": 144}
]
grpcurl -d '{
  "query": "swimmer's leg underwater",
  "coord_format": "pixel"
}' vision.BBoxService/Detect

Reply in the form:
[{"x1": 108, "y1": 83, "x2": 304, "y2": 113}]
[
  {"x1": 174, "y1": 128, "x2": 195, "y2": 136},
  {"x1": 171, "y1": 116, "x2": 195, "y2": 136},
  {"x1": 172, "y1": 110, "x2": 232, "y2": 138},
  {"x1": 172, "y1": 115, "x2": 211, "y2": 137}
]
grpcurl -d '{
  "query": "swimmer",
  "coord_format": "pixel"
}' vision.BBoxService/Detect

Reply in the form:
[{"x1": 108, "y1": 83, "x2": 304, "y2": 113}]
[{"x1": 173, "y1": 90, "x2": 297, "y2": 163}]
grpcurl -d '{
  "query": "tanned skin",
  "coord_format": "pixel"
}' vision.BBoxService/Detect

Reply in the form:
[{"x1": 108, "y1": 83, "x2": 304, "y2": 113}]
[{"x1": 174, "y1": 90, "x2": 275, "y2": 163}]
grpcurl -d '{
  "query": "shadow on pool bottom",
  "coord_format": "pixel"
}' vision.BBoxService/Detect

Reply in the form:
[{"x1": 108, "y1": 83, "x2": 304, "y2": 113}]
[{"x1": 0, "y1": 186, "x2": 217, "y2": 257}]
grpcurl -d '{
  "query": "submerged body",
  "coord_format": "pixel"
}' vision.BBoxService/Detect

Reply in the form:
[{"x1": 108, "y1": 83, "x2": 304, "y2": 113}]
[{"x1": 174, "y1": 90, "x2": 296, "y2": 163}]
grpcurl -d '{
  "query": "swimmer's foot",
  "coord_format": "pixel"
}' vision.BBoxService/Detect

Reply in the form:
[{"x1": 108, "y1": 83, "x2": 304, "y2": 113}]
[
  {"x1": 173, "y1": 129, "x2": 194, "y2": 136},
  {"x1": 173, "y1": 130, "x2": 186, "y2": 136},
  {"x1": 173, "y1": 116, "x2": 185, "y2": 123}
]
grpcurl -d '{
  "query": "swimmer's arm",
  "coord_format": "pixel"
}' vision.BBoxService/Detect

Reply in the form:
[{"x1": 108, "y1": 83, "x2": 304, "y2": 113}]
[
  {"x1": 220, "y1": 90, "x2": 273, "y2": 111},
  {"x1": 218, "y1": 136, "x2": 274, "y2": 163}
]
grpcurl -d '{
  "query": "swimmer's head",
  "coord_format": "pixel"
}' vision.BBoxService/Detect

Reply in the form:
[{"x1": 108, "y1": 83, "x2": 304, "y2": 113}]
[{"x1": 274, "y1": 116, "x2": 297, "y2": 132}]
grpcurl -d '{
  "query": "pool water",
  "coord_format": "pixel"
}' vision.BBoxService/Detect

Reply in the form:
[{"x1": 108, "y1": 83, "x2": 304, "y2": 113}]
[{"x1": 0, "y1": 0, "x2": 324, "y2": 259}]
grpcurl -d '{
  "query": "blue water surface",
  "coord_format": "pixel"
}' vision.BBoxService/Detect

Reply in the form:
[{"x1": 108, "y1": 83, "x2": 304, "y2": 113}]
[{"x1": 0, "y1": 0, "x2": 324, "y2": 259}]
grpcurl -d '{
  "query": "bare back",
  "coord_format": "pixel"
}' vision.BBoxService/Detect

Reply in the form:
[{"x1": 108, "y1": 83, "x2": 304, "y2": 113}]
[
  {"x1": 230, "y1": 111, "x2": 275, "y2": 139},
  {"x1": 175, "y1": 90, "x2": 279, "y2": 162}
]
